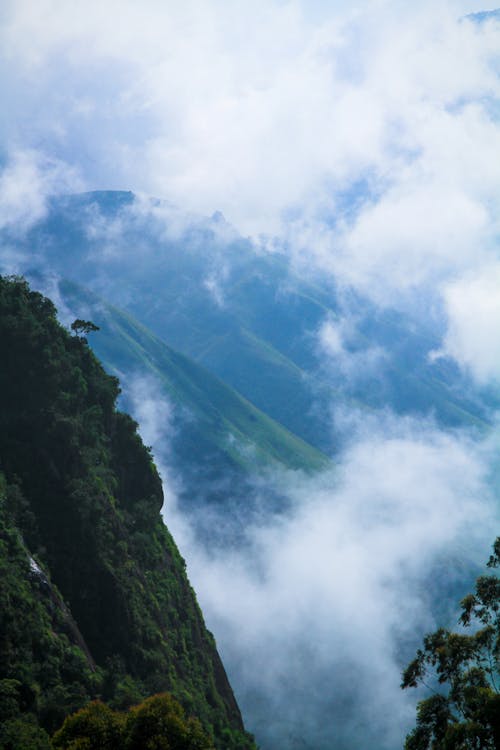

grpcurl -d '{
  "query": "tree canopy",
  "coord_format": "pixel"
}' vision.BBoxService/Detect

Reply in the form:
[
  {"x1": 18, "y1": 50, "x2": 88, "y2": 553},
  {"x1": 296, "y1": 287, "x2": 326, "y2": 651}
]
[
  {"x1": 402, "y1": 539, "x2": 500, "y2": 749},
  {"x1": 70, "y1": 319, "x2": 100, "y2": 336},
  {"x1": 52, "y1": 693, "x2": 214, "y2": 750}
]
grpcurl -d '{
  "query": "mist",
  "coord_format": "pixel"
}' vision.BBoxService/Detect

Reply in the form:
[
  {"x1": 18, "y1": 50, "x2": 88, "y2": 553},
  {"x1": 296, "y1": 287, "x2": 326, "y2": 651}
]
[
  {"x1": 12, "y1": 193, "x2": 498, "y2": 746},
  {"x1": 2, "y1": 1, "x2": 500, "y2": 747},
  {"x1": 1, "y1": 2, "x2": 500, "y2": 373},
  {"x1": 123, "y1": 371, "x2": 499, "y2": 749}
]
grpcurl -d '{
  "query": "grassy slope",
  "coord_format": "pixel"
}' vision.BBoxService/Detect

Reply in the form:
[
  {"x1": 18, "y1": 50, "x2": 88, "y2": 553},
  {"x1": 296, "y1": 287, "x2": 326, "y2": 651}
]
[{"x1": 58, "y1": 279, "x2": 330, "y2": 475}]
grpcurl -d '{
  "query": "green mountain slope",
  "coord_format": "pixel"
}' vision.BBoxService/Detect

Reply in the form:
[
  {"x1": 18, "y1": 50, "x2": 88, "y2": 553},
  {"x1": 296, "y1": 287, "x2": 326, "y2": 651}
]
[
  {"x1": 0, "y1": 275, "x2": 254, "y2": 749},
  {"x1": 56, "y1": 278, "x2": 330, "y2": 476}
]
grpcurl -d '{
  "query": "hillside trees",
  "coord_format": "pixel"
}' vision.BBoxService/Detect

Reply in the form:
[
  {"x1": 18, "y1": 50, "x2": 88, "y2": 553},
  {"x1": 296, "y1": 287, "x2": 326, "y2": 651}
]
[
  {"x1": 52, "y1": 693, "x2": 214, "y2": 750},
  {"x1": 402, "y1": 539, "x2": 500, "y2": 749},
  {"x1": 0, "y1": 275, "x2": 254, "y2": 749}
]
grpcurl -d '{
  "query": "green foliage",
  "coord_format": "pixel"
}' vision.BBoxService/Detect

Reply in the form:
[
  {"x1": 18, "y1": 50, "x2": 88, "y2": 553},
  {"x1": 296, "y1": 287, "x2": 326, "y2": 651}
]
[
  {"x1": 70, "y1": 319, "x2": 100, "y2": 337},
  {"x1": 0, "y1": 480, "x2": 99, "y2": 735},
  {"x1": 125, "y1": 693, "x2": 214, "y2": 750},
  {"x1": 0, "y1": 276, "x2": 255, "y2": 749},
  {"x1": 52, "y1": 694, "x2": 214, "y2": 750},
  {"x1": 0, "y1": 716, "x2": 52, "y2": 750},
  {"x1": 402, "y1": 538, "x2": 500, "y2": 749},
  {"x1": 52, "y1": 701, "x2": 125, "y2": 750}
]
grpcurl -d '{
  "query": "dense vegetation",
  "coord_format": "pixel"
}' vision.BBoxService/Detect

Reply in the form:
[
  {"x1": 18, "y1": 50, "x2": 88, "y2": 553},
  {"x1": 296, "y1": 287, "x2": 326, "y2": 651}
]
[
  {"x1": 402, "y1": 539, "x2": 500, "y2": 748},
  {"x1": 52, "y1": 693, "x2": 214, "y2": 749},
  {"x1": 0, "y1": 275, "x2": 254, "y2": 749}
]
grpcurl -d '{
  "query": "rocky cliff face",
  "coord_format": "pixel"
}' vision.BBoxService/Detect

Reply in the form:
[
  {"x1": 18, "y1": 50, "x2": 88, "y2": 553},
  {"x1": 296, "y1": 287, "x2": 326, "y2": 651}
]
[{"x1": 0, "y1": 275, "x2": 254, "y2": 749}]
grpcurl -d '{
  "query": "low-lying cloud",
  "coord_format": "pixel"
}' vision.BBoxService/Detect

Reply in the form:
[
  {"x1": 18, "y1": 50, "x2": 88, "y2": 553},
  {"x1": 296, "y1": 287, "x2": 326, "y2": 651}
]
[
  {"x1": 123, "y1": 375, "x2": 499, "y2": 749},
  {"x1": 190, "y1": 419, "x2": 496, "y2": 749},
  {"x1": 317, "y1": 316, "x2": 388, "y2": 383}
]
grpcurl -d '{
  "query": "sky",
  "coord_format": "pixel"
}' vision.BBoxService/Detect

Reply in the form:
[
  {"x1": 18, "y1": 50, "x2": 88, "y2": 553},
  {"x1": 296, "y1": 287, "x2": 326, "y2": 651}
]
[
  {"x1": 2, "y1": 2, "x2": 500, "y2": 748},
  {"x1": 1, "y1": 0, "x2": 500, "y2": 382}
]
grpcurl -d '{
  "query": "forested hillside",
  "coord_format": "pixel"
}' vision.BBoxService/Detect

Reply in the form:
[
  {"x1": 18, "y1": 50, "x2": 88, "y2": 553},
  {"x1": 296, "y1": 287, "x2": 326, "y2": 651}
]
[{"x1": 0, "y1": 275, "x2": 254, "y2": 749}]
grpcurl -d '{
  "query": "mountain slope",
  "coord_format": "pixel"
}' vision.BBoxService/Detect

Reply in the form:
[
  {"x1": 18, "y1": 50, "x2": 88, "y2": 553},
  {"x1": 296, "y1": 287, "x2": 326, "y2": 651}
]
[
  {"x1": 12, "y1": 190, "x2": 496, "y2": 455},
  {"x1": 55, "y1": 278, "x2": 328, "y2": 476},
  {"x1": 0, "y1": 275, "x2": 254, "y2": 749}
]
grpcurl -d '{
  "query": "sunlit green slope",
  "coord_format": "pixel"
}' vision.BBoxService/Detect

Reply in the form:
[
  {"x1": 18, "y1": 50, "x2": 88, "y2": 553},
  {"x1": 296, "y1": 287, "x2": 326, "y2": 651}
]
[{"x1": 57, "y1": 279, "x2": 329, "y2": 478}]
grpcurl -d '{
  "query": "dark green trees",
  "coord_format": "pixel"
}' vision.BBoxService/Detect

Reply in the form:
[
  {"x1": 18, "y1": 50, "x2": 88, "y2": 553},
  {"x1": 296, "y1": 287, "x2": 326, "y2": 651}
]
[
  {"x1": 52, "y1": 693, "x2": 214, "y2": 750},
  {"x1": 52, "y1": 701, "x2": 125, "y2": 750},
  {"x1": 70, "y1": 319, "x2": 100, "y2": 337},
  {"x1": 402, "y1": 539, "x2": 500, "y2": 749},
  {"x1": 0, "y1": 275, "x2": 254, "y2": 749}
]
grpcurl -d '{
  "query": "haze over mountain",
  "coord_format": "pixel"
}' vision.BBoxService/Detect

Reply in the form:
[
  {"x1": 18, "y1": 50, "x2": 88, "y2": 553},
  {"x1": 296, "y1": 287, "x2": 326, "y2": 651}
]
[
  {"x1": 1, "y1": 2, "x2": 500, "y2": 749},
  {"x1": 7, "y1": 189, "x2": 499, "y2": 446},
  {"x1": 3, "y1": 187, "x2": 499, "y2": 749}
]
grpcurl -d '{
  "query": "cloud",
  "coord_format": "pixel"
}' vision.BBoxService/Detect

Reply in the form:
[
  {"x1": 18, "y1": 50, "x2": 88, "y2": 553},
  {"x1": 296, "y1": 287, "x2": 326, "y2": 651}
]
[
  {"x1": 286, "y1": 45, "x2": 500, "y2": 304},
  {"x1": 317, "y1": 315, "x2": 388, "y2": 381},
  {"x1": 188, "y1": 415, "x2": 497, "y2": 749},
  {"x1": 120, "y1": 375, "x2": 184, "y2": 526},
  {"x1": 334, "y1": 184, "x2": 490, "y2": 294},
  {"x1": 2, "y1": 6, "x2": 500, "y2": 743},
  {"x1": 439, "y1": 263, "x2": 500, "y2": 384},
  {"x1": 120, "y1": 373, "x2": 498, "y2": 749},
  {"x1": 0, "y1": 149, "x2": 81, "y2": 233},
  {"x1": 2, "y1": 1, "x2": 500, "y2": 384},
  {"x1": 0, "y1": 1, "x2": 497, "y2": 235}
]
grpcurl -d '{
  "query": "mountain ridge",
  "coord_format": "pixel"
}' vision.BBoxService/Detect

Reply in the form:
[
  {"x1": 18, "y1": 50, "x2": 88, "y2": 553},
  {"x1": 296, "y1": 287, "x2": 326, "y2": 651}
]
[{"x1": 10, "y1": 189, "x2": 496, "y2": 457}]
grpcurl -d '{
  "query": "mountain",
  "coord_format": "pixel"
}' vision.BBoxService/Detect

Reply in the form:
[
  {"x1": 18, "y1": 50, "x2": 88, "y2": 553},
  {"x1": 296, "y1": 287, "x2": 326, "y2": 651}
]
[
  {"x1": 3, "y1": 192, "x2": 499, "y2": 750},
  {"x1": 56, "y1": 277, "x2": 329, "y2": 476},
  {"x1": 25, "y1": 275, "x2": 328, "y2": 544},
  {"x1": 0, "y1": 275, "x2": 255, "y2": 749},
  {"x1": 10, "y1": 190, "x2": 497, "y2": 458}
]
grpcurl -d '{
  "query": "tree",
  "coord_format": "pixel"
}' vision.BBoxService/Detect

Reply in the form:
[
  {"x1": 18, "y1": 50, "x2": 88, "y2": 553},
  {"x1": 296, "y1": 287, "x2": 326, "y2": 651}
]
[
  {"x1": 402, "y1": 538, "x2": 500, "y2": 749},
  {"x1": 52, "y1": 701, "x2": 125, "y2": 750},
  {"x1": 51, "y1": 694, "x2": 214, "y2": 750},
  {"x1": 70, "y1": 319, "x2": 100, "y2": 337},
  {"x1": 125, "y1": 693, "x2": 214, "y2": 750},
  {"x1": 0, "y1": 717, "x2": 52, "y2": 750}
]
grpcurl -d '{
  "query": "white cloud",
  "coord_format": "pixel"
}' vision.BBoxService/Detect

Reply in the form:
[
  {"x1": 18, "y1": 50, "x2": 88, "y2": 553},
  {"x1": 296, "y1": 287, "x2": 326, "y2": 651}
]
[
  {"x1": 120, "y1": 374, "x2": 498, "y2": 748},
  {"x1": 122, "y1": 375, "x2": 185, "y2": 529},
  {"x1": 2, "y1": 3, "x2": 500, "y2": 367},
  {"x1": 336, "y1": 185, "x2": 489, "y2": 292},
  {"x1": 318, "y1": 316, "x2": 388, "y2": 380},
  {"x1": 185, "y1": 414, "x2": 498, "y2": 749},
  {"x1": 440, "y1": 263, "x2": 500, "y2": 384},
  {"x1": 2, "y1": 2, "x2": 500, "y2": 745},
  {"x1": 1, "y1": 1, "x2": 499, "y2": 237},
  {"x1": 0, "y1": 149, "x2": 81, "y2": 232}
]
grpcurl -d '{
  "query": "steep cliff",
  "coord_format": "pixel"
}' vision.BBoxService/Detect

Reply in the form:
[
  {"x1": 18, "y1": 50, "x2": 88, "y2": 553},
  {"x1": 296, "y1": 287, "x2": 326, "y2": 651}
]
[{"x1": 0, "y1": 275, "x2": 254, "y2": 749}]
